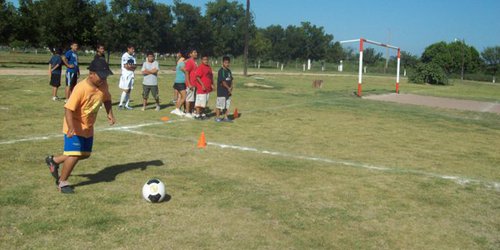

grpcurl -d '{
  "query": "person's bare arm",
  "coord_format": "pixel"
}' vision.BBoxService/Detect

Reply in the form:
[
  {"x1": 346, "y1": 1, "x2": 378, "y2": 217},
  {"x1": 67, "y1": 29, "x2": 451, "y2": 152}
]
[
  {"x1": 65, "y1": 108, "x2": 76, "y2": 137},
  {"x1": 61, "y1": 56, "x2": 74, "y2": 68},
  {"x1": 103, "y1": 100, "x2": 115, "y2": 125}
]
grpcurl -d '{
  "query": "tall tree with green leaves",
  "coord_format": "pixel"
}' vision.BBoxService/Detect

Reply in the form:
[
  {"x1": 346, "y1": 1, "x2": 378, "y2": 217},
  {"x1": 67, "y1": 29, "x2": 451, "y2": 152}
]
[
  {"x1": 362, "y1": 48, "x2": 383, "y2": 65},
  {"x1": 171, "y1": 0, "x2": 212, "y2": 54},
  {"x1": 205, "y1": 0, "x2": 252, "y2": 57},
  {"x1": 481, "y1": 46, "x2": 500, "y2": 82},
  {"x1": 262, "y1": 25, "x2": 287, "y2": 63},
  {"x1": 325, "y1": 41, "x2": 344, "y2": 63},
  {"x1": 0, "y1": 0, "x2": 17, "y2": 45},
  {"x1": 421, "y1": 41, "x2": 482, "y2": 76},
  {"x1": 249, "y1": 29, "x2": 271, "y2": 61},
  {"x1": 35, "y1": 0, "x2": 95, "y2": 50},
  {"x1": 10, "y1": 0, "x2": 40, "y2": 48},
  {"x1": 300, "y1": 22, "x2": 333, "y2": 61}
]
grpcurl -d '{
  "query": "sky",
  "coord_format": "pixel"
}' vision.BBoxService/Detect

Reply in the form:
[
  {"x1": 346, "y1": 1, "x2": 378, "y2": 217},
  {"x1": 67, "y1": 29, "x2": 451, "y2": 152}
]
[{"x1": 159, "y1": 0, "x2": 500, "y2": 56}]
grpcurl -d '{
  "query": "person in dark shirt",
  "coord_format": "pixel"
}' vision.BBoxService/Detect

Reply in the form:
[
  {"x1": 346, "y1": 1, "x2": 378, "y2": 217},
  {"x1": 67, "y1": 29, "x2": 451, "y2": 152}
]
[
  {"x1": 48, "y1": 48, "x2": 63, "y2": 101},
  {"x1": 94, "y1": 44, "x2": 106, "y2": 61},
  {"x1": 215, "y1": 56, "x2": 234, "y2": 122}
]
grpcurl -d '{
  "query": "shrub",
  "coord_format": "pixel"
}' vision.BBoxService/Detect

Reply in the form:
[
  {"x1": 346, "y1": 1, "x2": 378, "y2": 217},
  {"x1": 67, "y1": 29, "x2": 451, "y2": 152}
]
[{"x1": 408, "y1": 62, "x2": 449, "y2": 85}]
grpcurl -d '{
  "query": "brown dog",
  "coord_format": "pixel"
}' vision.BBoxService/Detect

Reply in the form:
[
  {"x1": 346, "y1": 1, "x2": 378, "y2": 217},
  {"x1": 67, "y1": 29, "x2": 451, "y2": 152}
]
[{"x1": 312, "y1": 79, "x2": 323, "y2": 88}]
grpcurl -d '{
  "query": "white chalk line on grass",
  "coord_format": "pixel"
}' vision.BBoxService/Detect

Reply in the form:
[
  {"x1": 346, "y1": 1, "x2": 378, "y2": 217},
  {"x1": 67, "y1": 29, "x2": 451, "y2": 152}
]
[
  {"x1": 0, "y1": 121, "x2": 168, "y2": 145},
  {"x1": 2, "y1": 109, "x2": 499, "y2": 191},
  {"x1": 112, "y1": 127, "x2": 500, "y2": 191}
]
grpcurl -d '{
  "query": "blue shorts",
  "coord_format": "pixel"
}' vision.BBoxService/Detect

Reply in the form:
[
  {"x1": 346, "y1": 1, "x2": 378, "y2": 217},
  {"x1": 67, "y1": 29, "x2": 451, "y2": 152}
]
[{"x1": 63, "y1": 134, "x2": 93, "y2": 156}]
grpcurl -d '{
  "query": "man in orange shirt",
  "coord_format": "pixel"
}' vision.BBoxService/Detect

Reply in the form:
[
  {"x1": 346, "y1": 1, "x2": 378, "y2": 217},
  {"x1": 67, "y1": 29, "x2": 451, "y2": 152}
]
[{"x1": 45, "y1": 59, "x2": 115, "y2": 194}]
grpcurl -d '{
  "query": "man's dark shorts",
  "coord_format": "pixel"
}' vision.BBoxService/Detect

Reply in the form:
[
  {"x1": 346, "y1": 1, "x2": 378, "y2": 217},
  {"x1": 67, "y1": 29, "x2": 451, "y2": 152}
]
[
  {"x1": 65, "y1": 72, "x2": 78, "y2": 90},
  {"x1": 143, "y1": 85, "x2": 159, "y2": 99},
  {"x1": 50, "y1": 73, "x2": 61, "y2": 87}
]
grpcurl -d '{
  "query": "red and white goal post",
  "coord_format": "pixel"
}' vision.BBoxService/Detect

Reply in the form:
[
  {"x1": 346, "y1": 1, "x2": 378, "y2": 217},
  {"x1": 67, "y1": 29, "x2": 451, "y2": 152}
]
[{"x1": 340, "y1": 38, "x2": 401, "y2": 97}]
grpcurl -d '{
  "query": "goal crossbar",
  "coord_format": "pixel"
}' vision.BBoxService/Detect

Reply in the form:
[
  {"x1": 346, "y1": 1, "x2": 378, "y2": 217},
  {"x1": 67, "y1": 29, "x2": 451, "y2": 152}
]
[{"x1": 340, "y1": 38, "x2": 401, "y2": 96}]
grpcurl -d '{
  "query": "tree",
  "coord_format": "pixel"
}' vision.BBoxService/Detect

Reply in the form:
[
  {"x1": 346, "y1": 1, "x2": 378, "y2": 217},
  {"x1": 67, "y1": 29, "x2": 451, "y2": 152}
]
[
  {"x1": 171, "y1": 0, "x2": 212, "y2": 54},
  {"x1": 35, "y1": 0, "x2": 95, "y2": 50},
  {"x1": 325, "y1": 41, "x2": 345, "y2": 63},
  {"x1": 11, "y1": 0, "x2": 40, "y2": 48},
  {"x1": 362, "y1": 48, "x2": 383, "y2": 65},
  {"x1": 205, "y1": 0, "x2": 252, "y2": 57},
  {"x1": 421, "y1": 41, "x2": 482, "y2": 76},
  {"x1": 249, "y1": 29, "x2": 271, "y2": 61},
  {"x1": 261, "y1": 25, "x2": 287, "y2": 63},
  {"x1": 481, "y1": 46, "x2": 499, "y2": 82},
  {"x1": 400, "y1": 51, "x2": 418, "y2": 74},
  {"x1": 0, "y1": 0, "x2": 16, "y2": 45},
  {"x1": 300, "y1": 22, "x2": 333, "y2": 61},
  {"x1": 408, "y1": 62, "x2": 448, "y2": 85}
]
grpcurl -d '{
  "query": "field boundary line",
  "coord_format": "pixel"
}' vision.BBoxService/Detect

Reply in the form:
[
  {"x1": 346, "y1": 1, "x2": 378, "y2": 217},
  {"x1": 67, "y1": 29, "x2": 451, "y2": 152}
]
[{"x1": 116, "y1": 127, "x2": 500, "y2": 192}]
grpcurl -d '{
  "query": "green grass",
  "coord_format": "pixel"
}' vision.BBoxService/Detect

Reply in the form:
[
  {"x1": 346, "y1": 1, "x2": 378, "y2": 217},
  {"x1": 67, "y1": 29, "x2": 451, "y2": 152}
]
[{"x1": 0, "y1": 67, "x2": 499, "y2": 249}]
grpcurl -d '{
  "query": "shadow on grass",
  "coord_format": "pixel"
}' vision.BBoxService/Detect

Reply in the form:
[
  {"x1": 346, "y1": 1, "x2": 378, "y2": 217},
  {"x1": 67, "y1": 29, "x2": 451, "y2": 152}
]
[{"x1": 73, "y1": 160, "x2": 164, "y2": 188}]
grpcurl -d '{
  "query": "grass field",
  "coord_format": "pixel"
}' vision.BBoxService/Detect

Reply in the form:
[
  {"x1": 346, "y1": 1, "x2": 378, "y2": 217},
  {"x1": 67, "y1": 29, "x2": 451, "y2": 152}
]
[{"x1": 1, "y1": 64, "x2": 499, "y2": 249}]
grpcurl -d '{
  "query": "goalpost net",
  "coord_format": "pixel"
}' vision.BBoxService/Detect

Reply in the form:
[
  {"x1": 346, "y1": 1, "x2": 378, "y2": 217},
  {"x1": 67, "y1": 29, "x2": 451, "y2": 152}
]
[{"x1": 339, "y1": 38, "x2": 401, "y2": 97}]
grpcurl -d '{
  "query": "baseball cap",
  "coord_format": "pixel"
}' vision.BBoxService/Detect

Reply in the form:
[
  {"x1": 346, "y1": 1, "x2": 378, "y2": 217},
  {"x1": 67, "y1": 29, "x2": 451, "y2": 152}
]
[{"x1": 87, "y1": 58, "x2": 113, "y2": 79}]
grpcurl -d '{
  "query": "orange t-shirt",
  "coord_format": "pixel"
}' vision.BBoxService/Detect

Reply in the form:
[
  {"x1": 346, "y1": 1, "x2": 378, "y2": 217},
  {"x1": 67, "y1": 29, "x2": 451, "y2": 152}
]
[{"x1": 63, "y1": 78, "x2": 111, "y2": 138}]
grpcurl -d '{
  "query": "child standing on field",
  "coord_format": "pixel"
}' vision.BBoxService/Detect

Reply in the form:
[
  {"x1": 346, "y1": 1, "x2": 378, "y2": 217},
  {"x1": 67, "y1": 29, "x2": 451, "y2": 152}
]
[
  {"x1": 141, "y1": 51, "x2": 160, "y2": 111},
  {"x1": 48, "y1": 48, "x2": 63, "y2": 101},
  {"x1": 194, "y1": 54, "x2": 214, "y2": 120},
  {"x1": 215, "y1": 56, "x2": 234, "y2": 122}
]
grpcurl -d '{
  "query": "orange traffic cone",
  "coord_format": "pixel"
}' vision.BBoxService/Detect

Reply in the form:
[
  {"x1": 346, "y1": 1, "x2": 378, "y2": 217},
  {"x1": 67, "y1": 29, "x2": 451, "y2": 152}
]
[
  {"x1": 197, "y1": 131, "x2": 207, "y2": 149},
  {"x1": 233, "y1": 108, "x2": 239, "y2": 119}
]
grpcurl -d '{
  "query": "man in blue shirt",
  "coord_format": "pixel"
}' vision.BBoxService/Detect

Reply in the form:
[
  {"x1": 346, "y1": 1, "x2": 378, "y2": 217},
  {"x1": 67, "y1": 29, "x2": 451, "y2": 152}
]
[{"x1": 62, "y1": 42, "x2": 80, "y2": 101}]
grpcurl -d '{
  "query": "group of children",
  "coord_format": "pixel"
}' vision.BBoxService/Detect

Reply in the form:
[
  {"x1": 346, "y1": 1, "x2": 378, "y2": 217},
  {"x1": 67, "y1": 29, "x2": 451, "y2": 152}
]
[
  {"x1": 170, "y1": 48, "x2": 234, "y2": 122},
  {"x1": 49, "y1": 44, "x2": 234, "y2": 122}
]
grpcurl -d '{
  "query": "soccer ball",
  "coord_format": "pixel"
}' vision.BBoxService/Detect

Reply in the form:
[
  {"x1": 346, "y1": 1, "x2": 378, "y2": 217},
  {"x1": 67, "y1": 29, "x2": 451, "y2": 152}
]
[{"x1": 142, "y1": 178, "x2": 166, "y2": 203}]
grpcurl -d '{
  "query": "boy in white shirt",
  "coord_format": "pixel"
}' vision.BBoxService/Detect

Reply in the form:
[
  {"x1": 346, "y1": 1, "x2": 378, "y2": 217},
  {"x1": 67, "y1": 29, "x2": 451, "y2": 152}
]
[{"x1": 118, "y1": 45, "x2": 137, "y2": 110}]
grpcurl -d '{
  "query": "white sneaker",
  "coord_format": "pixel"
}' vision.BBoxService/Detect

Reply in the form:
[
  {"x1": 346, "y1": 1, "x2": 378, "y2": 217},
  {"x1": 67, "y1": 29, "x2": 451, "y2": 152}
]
[
  {"x1": 155, "y1": 106, "x2": 160, "y2": 111},
  {"x1": 170, "y1": 109, "x2": 182, "y2": 116},
  {"x1": 125, "y1": 106, "x2": 133, "y2": 110},
  {"x1": 141, "y1": 107, "x2": 146, "y2": 111},
  {"x1": 184, "y1": 113, "x2": 194, "y2": 119},
  {"x1": 52, "y1": 96, "x2": 58, "y2": 101}
]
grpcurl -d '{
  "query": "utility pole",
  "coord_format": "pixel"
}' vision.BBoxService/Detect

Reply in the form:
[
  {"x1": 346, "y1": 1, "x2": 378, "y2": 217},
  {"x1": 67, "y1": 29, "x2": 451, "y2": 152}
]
[{"x1": 243, "y1": 0, "x2": 250, "y2": 77}]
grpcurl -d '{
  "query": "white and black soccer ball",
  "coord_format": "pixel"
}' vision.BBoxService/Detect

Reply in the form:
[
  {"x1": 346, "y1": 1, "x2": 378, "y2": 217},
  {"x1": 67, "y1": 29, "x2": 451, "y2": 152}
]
[{"x1": 142, "y1": 178, "x2": 166, "y2": 203}]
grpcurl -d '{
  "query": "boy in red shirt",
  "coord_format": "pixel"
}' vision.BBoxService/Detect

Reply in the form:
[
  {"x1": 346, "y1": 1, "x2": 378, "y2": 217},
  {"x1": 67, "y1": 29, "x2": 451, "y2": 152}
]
[
  {"x1": 194, "y1": 55, "x2": 213, "y2": 120},
  {"x1": 183, "y1": 49, "x2": 198, "y2": 118}
]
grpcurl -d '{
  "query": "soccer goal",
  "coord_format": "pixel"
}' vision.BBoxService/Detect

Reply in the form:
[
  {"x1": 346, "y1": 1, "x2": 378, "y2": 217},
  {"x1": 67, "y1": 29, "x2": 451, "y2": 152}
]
[{"x1": 340, "y1": 38, "x2": 401, "y2": 97}]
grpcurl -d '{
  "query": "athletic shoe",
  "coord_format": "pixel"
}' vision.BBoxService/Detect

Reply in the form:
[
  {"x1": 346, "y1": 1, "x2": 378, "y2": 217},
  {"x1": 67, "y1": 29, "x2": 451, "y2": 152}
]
[
  {"x1": 118, "y1": 105, "x2": 124, "y2": 110},
  {"x1": 155, "y1": 106, "x2": 160, "y2": 111},
  {"x1": 215, "y1": 118, "x2": 223, "y2": 122},
  {"x1": 222, "y1": 118, "x2": 233, "y2": 123},
  {"x1": 124, "y1": 106, "x2": 133, "y2": 110},
  {"x1": 45, "y1": 155, "x2": 59, "y2": 185},
  {"x1": 52, "y1": 96, "x2": 58, "y2": 101},
  {"x1": 170, "y1": 109, "x2": 183, "y2": 116},
  {"x1": 184, "y1": 113, "x2": 194, "y2": 119},
  {"x1": 58, "y1": 181, "x2": 74, "y2": 194},
  {"x1": 141, "y1": 107, "x2": 146, "y2": 111}
]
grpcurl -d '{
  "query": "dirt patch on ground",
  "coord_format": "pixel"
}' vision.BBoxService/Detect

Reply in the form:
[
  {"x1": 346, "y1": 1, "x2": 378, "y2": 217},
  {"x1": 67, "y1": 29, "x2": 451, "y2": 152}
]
[{"x1": 363, "y1": 93, "x2": 500, "y2": 114}]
